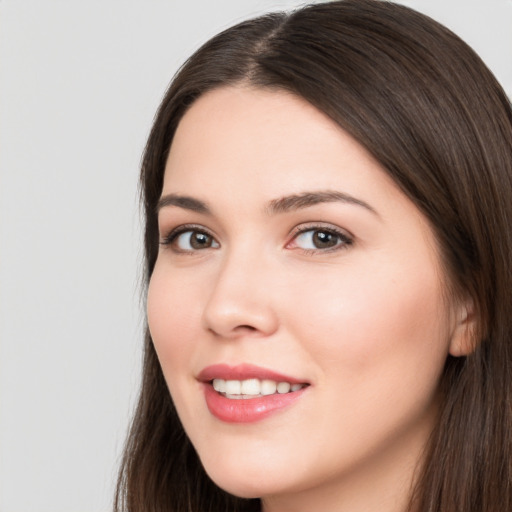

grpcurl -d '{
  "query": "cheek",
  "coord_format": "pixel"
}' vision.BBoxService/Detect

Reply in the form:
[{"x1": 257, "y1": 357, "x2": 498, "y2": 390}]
[
  {"x1": 283, "y1": 257, "x2": 451, "y2": 387},
  {"x1": 146, "y1": 264, "x2": 201, "y2": 375},
  {"x1": 277, "y1": 259, "x2": 452, "y2": 468}
]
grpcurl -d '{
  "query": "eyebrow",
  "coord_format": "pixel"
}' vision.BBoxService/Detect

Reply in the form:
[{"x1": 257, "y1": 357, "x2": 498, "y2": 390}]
[
  {"x1": 157, "y1": 190, "x2": 378, "y2": 217},
  {"x1": 266, "y1": 190, "x2": 378, "y2": 217},
  {"x1": 157, "y1": 194, "x2": 210, "y2": 214}
]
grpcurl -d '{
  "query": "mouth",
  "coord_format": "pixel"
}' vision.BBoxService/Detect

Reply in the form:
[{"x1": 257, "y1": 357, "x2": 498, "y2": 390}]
[
  {"x1": 211, "y1": 378, "x2": 308, "y2": 399},
  {"x1": 198, "y1": 364, "x2": 310, "y2": 423}
]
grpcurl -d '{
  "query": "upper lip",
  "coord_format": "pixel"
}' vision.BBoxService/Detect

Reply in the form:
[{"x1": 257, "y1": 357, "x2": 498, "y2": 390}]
[{"x1": 197, "y1": 363, "x2": 308, "y2": 384}]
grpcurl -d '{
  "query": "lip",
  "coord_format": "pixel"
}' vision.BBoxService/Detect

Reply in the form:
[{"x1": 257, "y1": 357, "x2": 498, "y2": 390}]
[
  {"x1": 198, "y1": 364, "x2": 309, "y2": 423},
  {"x1": 198, "y1": 363, "x2": 306, "y2": 384}
]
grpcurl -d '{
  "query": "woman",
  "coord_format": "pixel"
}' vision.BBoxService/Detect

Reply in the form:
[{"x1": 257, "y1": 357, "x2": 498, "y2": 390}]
[{"x1": 115, "y1": 1, "x2": 512, "y2": 511}]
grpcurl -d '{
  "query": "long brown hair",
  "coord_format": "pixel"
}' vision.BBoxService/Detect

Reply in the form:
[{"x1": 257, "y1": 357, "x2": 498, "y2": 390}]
[{"x1": 115, "y1": 1, "x2": 512, "y2": 510}]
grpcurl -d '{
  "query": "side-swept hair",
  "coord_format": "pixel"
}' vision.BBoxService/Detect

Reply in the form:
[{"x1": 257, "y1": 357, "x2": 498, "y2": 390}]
[{"x1": 116, "y1": 2, "x2": 512, "y2": 511}]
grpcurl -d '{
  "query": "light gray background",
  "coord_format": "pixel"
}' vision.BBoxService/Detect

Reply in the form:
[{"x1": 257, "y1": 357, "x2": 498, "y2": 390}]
[{"x1": 1, "y1": 1, "x2": 511, "y2": 511}]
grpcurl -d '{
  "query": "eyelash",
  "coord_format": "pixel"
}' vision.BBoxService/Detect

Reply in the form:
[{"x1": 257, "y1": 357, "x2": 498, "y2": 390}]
[
  {"x1": 160, "y1": 224, "x2": 217, "y2": 254},
  {"x1": 287, "y1": 223, "x2": 353, "y2": 254},
  {"x1": 159, "y1": 223, "x2": 353, "y2": 254}
]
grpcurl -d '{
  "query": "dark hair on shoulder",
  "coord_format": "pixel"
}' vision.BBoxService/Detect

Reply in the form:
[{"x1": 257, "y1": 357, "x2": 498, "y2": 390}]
[{"x1": 115, "y1": 1, "x2": 512, "y2": 511}]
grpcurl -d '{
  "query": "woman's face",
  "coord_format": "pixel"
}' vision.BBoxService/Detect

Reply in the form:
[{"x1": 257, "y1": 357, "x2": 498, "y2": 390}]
[{"x1": 148, "y1": 86, "x2": 467, "y2": 510}]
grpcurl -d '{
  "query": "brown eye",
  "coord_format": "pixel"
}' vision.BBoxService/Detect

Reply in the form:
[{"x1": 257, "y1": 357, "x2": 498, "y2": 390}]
[
  {"x1": 292, "y1": 227, "x2": 352, "y2": 251},
  {"x1": 312, "y1": 230, "x2": 339, "y2": 248},
  {"x1": 189, "y1": 232, "x2": 214, "y2": 249},
  {"x1": 171, "y1": 229, "x2": 220, "y2": 251}
]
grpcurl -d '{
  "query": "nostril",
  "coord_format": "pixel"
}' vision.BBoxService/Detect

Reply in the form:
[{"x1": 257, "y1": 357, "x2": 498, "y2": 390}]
[
  {"x1": 238, "y1": 325, "x2": 257, "y2": 331},
  {"x1": 229, "y1": 325, "x2": 259, "y2": 335},
  {"x1": 208, "y1": 324, "x2": 257, "y2": 337},
  {"x1": 208, "y1": 322, "x2": 275, "y2": 339}
]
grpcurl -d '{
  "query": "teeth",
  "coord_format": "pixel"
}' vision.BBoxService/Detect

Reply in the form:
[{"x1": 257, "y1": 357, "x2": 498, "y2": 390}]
[
  {"x1": 225, "y1": 380, "x2": 241, "y2": 395},
  {"x1": 277, "y1": 382, "x2": 291, "y2": 394},
  {"x1": 261, "y1": 379, "x2": 277, "y2": 395},
  {"x1": 212, "y1": 379, "x2": 226, "y2": 392},
  {"x1": 211, "y1": 378, "x2": 306, "y2": 398},
  {"x1": 241, "y1": 378, "x2": 260, "y2": 395}
]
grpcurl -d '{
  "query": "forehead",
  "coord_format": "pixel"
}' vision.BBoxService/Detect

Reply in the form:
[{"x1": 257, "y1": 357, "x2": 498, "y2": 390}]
[{"x1": 163, "y1": 86, "x2": 396, "y2": 204}]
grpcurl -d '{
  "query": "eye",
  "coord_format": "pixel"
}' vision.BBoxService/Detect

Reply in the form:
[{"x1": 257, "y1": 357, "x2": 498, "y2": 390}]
[
  {"x1": 161, "y1": 227, "x2": 220, "y2": 252},
  {"x1": 288, "y1": 226, "x2": 352, "y2": 252}
]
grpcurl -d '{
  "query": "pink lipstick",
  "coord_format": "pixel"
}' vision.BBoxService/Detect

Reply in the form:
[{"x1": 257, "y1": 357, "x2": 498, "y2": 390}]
[{"x1": 198, "y1": 364, "x2": 309, "y2": 423}]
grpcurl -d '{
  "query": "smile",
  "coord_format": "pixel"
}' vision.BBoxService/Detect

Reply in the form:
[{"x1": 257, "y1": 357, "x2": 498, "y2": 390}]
[
  {"x1": 199, "y1": 364, "x2": 310, "y2": 422},
  {"x1": 213, "y1": 378, "x2": 307, "y2": 398}
]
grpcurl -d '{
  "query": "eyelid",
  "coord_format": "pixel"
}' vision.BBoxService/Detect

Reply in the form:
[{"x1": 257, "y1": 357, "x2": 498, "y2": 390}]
[
  {"x1": 159, "y1": 223, "x2": 219, "y2": 249},
  {"x1": 286, "y1": 222, "x2": 354, "y2": 252}
]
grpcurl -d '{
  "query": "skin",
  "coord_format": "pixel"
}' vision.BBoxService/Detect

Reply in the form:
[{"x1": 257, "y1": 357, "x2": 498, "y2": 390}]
[{"x1": 147, "y1": 86, "x2": 471, "y2": 512}]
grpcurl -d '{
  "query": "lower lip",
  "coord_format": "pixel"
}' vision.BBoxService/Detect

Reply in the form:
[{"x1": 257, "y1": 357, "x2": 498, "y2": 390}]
[{"x1": 203, "y1": 383, "x2": 307, "y2": 423}]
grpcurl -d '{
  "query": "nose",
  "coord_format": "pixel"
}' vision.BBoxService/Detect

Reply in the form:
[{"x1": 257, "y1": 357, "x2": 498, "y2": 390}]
[{"x1": 202, "y1": 250, "x2": 279, "y2": 339}]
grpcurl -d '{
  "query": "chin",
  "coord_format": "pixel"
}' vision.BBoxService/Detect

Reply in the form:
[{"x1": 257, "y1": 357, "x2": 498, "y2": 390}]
[
  {"x1": 205, "y1": 469, "x2": 266, "y2": 499},
  {"x1": 199, "y1": 455, "x2": 289, "y2": 499}
]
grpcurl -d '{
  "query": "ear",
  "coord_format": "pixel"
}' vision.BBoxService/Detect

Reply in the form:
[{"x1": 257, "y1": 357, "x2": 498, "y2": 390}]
[{"x1": 448, "y1": 298, "x2": 478, "y2": 357}]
